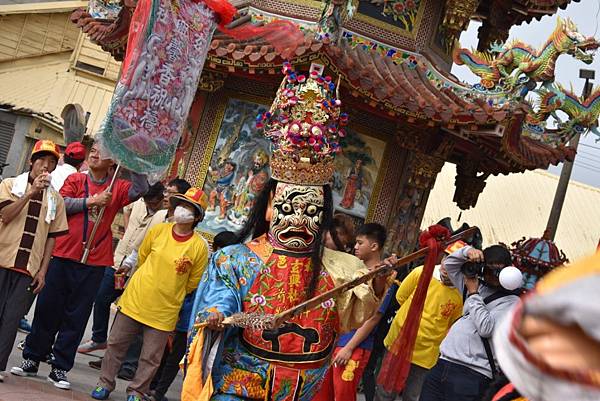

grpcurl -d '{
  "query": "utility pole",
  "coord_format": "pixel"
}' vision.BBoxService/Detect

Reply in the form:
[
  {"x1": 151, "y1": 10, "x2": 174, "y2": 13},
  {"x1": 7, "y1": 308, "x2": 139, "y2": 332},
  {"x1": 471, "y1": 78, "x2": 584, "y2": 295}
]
[{"x1": 545, "y1": 69, "x2": 595, "y2": 240}]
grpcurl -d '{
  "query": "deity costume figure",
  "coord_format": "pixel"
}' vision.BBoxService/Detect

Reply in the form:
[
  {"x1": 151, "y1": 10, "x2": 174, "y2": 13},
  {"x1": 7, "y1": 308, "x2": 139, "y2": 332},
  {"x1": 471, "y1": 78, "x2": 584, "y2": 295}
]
[
  {"x1": 208, "y1": 161, "x2": 237, "y2": 219},
  {"x1": 339, "y1": 159, "x2": 364, "y2": 210},
  {"x1": 182, "y1": 63, "x2": 382, "y2": 401}
]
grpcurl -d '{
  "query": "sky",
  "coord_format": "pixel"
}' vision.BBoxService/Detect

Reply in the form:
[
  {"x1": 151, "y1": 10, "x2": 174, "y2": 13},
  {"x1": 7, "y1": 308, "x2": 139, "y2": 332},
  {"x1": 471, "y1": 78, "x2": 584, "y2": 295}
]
[{"x1": 451, "y1": 0, "x2": 600, "y2": 188}]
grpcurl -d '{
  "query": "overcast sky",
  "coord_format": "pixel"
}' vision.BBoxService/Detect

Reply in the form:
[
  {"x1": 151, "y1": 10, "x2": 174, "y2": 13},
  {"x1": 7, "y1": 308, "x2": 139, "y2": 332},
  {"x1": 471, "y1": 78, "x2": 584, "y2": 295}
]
[{"x1": 451, "y1": 0, "x2": 600, "y2": 188}]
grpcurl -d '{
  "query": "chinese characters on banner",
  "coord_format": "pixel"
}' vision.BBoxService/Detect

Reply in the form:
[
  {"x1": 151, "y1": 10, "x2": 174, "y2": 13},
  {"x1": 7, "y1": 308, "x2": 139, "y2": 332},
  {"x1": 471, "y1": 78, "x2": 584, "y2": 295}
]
[{"x1": 98, "y1": 0, "x2": 216, "y2": 181}]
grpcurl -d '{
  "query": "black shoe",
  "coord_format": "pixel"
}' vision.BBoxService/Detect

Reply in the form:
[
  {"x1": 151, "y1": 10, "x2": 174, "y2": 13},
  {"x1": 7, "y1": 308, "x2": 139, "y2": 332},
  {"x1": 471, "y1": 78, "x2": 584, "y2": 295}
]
[
  {"x1": 48, "y1": 367, "x2": 71, "y2": 390},
  {"x1": 89, "y1": 359, "x2": 102, "y2": 370},
  {"x1": 117, "y1": 369, "x2": 135, "y2": 381},
  {"x1": 10, "y1": 359, "x2": 39, "y2": 376}
]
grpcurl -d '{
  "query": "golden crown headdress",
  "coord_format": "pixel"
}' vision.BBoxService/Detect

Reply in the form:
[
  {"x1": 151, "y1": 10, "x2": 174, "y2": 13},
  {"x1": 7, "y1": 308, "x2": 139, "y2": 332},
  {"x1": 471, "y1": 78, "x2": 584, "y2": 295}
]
[{"x1": 257, "y1": 62, "x2": 348, "y2": 186}]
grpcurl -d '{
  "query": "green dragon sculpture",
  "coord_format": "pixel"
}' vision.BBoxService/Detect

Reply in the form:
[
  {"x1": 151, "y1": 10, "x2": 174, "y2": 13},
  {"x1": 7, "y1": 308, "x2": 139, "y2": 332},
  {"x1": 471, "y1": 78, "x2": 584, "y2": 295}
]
[
  {"x1": 523, "y1": 83, "x2": 600, "y2": 144},
  {"x1": 454, "y1": 17, "x2": 599, "y2": 91}
]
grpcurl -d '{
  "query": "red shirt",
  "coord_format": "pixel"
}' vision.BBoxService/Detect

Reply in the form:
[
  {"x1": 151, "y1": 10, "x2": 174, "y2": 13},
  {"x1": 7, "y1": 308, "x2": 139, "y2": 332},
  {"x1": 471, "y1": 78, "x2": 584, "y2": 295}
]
[{"x1": 53, "y1": 173, "x2": 132, "y2": 266}]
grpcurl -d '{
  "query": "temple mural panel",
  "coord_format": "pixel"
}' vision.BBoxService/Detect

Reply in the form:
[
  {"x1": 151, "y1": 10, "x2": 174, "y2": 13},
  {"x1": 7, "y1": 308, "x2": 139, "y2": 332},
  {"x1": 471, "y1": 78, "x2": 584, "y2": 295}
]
[
  {"x1": 196, "y1": 96, "x2": 271, "y2": 235},
  {"x1": 332, "y1": 127, "x2": 388, "y2": 220}
]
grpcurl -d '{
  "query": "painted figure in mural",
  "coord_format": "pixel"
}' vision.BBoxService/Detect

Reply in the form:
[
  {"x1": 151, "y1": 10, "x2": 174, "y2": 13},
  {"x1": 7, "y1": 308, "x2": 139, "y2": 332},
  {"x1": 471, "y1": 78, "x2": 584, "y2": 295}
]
[
  {"x1": 340, "y1": 158, "x2": 364, "y2": 210},
  {"x1": 208, "y1": 160, "x2": 237, "y2": 220},
  {"x1": 229, "y1": 150, "x2": 270, "y2": 225},
  {"x1": 182, "y1": 63, "x2": 386, "y2": 401},
  {"x1": 385, "y1": 185, "x2": 422, "y2": 256}
]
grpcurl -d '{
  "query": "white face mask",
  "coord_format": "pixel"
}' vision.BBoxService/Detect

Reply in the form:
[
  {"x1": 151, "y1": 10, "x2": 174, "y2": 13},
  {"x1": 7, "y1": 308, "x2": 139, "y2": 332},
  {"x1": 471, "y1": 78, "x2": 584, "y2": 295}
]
[{"x1": 173, "y1": 205, "x2": 195, "y2": 224}]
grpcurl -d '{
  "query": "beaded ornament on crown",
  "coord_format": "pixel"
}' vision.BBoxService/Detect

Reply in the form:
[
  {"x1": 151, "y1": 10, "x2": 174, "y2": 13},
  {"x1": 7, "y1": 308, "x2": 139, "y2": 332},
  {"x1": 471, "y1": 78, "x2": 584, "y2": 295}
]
[{"x1": 256, "y1": 62, "x2": 348, "y2": 186}]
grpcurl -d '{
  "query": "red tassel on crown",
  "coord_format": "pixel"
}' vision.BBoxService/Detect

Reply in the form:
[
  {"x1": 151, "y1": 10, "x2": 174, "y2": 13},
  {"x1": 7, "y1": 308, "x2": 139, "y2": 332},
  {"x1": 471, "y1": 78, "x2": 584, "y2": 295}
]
[{"x1": 377, "y1": 225, "x2": 449, "y2": 394}]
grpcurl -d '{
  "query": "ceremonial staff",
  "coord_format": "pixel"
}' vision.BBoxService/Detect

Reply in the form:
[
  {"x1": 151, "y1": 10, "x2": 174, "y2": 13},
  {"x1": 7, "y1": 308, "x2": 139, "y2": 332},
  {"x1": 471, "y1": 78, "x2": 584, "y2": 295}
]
[
  {"x1": 80, "y1": 164, "x2": 122, "y2": 264},
  {"x1": 198, "y1": 227, "x2": 479, "y2": 330}
]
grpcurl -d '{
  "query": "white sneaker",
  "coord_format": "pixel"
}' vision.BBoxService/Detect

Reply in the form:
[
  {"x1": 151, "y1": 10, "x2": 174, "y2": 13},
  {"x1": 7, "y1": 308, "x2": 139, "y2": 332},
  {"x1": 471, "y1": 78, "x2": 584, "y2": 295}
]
[
  {"x1": 0, "y1": 372, "x2": 5, "y2": 382},
  {"x1": 77, "y1": 339, "x2": 107, "y2": 354}
]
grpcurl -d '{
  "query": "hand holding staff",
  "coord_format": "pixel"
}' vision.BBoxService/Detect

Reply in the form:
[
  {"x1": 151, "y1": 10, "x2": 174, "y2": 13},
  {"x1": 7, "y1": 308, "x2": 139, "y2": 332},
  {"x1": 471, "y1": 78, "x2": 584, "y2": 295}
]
[{"x1": 80, "y1": 164, "x2": 121, "y2": 264}]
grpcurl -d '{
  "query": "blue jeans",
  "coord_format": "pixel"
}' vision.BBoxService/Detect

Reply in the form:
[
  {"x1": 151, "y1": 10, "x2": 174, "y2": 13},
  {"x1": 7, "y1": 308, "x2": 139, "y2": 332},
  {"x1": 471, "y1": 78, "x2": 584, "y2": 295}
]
[
  {"x1": 418, "y1": 359, "x2": 491, "y2": 401},
  {"x1": 92, "y1": 267, "x2": 124, "y2": 344}
]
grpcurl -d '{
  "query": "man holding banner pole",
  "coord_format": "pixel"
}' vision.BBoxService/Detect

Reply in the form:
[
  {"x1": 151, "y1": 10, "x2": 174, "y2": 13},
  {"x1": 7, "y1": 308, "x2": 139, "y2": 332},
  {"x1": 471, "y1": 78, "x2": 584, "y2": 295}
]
[{"x1": 11, "y1": 142, "x2": 148, "y2": 390}]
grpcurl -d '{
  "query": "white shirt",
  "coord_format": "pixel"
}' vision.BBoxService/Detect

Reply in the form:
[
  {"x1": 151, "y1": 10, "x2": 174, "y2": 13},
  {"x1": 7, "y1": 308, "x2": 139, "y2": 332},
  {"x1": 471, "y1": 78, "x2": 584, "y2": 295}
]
[{"x1": 51, "y1": 163, "x2": 78, "y2": 191}]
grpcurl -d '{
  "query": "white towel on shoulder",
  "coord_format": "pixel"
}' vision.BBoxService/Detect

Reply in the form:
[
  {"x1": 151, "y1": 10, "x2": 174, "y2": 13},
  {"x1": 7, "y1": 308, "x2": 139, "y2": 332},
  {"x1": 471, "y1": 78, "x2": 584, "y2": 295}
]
[{"x1": 10, "y1": 172, "x2": 57, "y2": 223}]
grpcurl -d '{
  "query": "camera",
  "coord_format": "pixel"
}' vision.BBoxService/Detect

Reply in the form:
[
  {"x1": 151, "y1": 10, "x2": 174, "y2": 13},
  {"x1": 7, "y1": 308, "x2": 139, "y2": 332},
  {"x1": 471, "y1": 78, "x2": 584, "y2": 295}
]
[{"x1": 461, "y1": 261, "x2": 485, "y2": 278}]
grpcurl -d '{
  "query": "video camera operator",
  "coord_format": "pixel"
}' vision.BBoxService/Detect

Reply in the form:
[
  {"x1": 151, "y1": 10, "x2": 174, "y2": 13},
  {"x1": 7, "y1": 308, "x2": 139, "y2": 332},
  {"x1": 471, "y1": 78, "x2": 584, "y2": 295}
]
[{"x1": 418, "y1": 244, "x2": 522, "y2": 401}]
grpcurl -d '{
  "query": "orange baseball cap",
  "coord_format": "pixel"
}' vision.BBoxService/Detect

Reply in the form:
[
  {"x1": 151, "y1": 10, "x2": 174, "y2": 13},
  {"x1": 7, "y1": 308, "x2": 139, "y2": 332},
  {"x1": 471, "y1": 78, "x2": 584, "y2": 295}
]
[
  {"x1": 170, "y1": 187, "x2": 209, "y2": 214},
  {"x1": 31, "y1": 139, "x2": 60, "y2": 160}
]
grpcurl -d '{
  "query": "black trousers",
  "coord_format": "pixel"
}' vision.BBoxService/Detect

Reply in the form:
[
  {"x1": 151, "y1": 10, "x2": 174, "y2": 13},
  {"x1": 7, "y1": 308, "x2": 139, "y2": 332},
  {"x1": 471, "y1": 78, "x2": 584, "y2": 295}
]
[
  {"x1": 150, "y1": 331, "x2": 187, "y2": 400},
  {"x1": 23, "y1": 257, "x2": 104, "y2": 371},
  {"x1": 0, "y1": 269, "x2": 34, "y2": 371}
]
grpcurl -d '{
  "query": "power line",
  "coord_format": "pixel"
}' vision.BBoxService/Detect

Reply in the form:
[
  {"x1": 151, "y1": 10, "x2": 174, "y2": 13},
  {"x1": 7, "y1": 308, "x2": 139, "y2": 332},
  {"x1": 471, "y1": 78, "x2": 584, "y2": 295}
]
[
  {"x1": 576, "y1": 153, "x2": 600, "y2": 165},
  {"x1": 575, "y1": 161, "x2": 600, "y2": 174},
  {"x1": 579, "y1": 147, "x2": 600, "y2": 157},
  {"x1": 578, "y1": 153, "x2": 600, "y2": 163},
  {"x1": 579, "y1": 142, "x2": 600, "y2": 151}
]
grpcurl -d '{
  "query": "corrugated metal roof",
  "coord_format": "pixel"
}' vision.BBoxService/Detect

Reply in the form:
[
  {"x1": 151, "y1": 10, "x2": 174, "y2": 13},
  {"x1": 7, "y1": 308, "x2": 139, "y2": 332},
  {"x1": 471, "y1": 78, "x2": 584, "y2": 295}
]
[
  {"x1": 422, "y1": 163, "x2": 600, "y2": 261},
  {"x1": 0, "y1": 51, "x2": 115, "y2": 134},
  {"x1": 0, "y1": 53, "x2": 69, "y2": 111}
]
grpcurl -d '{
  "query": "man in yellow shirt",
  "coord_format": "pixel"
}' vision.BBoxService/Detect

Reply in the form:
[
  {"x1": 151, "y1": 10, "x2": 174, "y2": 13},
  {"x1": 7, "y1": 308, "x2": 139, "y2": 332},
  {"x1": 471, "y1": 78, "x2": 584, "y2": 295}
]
[
  {"x1": 90, "y1": 188, "x2": 210, "y2": 401},
  {"x1": 374, "y1": 255, "x2": 463, "y2": 401}
]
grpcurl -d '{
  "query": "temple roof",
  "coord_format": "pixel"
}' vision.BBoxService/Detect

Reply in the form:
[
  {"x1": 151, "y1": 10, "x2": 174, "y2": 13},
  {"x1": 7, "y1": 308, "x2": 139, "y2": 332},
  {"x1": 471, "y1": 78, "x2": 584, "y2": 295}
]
[{"x1": 69, "y1": 5, "x2": 577, "y2": 177}]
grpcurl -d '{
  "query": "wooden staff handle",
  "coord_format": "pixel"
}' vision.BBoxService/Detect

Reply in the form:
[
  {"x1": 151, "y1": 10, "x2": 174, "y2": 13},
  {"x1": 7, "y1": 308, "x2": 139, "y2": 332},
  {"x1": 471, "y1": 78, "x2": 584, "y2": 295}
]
[{"x1": 80, "y1": 164, "x2": 122, "y2": 264}]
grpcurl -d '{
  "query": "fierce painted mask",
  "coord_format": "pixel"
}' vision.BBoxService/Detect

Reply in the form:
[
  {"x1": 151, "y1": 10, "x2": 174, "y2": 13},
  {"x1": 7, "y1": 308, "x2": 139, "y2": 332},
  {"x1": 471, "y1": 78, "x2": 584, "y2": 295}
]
[{"x1": 269, "y1": 182, "x2": 324, "y2": 252}]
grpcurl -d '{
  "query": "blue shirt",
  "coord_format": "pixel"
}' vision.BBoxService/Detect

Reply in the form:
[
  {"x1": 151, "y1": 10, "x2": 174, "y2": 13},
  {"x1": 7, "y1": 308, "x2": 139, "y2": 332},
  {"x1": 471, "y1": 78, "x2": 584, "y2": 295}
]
[{"x1": 337, "y1": 329, "x2": 374, "y2": 350}]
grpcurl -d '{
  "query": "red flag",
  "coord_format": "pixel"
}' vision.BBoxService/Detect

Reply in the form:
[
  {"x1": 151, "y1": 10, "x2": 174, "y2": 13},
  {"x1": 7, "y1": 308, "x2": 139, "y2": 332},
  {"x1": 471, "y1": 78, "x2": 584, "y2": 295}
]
[{"x1": 377, "y1": 226, "x2": 448, "y2": 393}]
